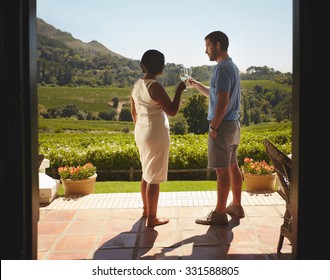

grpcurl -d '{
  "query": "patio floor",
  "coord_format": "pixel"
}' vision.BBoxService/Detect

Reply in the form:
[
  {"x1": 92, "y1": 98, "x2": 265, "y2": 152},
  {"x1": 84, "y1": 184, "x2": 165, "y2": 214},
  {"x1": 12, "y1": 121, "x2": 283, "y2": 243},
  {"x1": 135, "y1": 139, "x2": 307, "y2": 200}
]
[{"x1": 38, "y1": 190, "x2": 292, "y2": 260}]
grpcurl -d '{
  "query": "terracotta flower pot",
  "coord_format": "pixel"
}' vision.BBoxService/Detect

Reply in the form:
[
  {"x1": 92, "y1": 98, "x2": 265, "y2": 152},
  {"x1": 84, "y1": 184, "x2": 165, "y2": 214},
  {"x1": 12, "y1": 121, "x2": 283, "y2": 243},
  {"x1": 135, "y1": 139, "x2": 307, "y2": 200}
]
[
  {"x1": 62, "y1": 173, "x2": 97, "y2": 196},
  {"x1": 243, "y1": 172, "x2": 276, "y2": 191}
]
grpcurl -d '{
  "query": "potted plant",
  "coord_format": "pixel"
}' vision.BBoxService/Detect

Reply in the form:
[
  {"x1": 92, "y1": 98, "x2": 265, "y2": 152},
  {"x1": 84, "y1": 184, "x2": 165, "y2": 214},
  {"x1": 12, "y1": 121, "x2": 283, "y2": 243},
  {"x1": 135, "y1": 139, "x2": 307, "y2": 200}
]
[
  {"x1": 58, "y1": 163, "x2": 97, "y2": 196},
  {"x1": 241, "y1": 158, "x2": 276, "y2": 191}
]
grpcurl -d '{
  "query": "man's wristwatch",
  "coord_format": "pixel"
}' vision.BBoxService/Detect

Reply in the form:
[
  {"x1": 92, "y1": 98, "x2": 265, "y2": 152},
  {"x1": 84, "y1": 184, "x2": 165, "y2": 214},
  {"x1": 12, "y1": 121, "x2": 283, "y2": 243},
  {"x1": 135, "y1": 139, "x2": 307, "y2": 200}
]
[{"x1": 209, "y1": 125, "x2": 216, "y2": 133}]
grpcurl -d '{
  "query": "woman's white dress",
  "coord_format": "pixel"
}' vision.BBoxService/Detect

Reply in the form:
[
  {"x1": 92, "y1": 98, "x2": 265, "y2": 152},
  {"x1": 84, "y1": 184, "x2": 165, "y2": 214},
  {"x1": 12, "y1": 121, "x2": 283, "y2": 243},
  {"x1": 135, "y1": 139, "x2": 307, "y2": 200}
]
[{"x1": 131, "y1": 79, "x2": 170, "y2": 184}]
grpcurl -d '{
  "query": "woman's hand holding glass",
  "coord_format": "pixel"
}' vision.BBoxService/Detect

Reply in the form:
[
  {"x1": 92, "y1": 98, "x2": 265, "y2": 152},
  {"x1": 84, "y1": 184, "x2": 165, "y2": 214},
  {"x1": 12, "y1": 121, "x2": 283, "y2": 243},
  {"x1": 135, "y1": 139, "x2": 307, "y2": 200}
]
[
  {"x1": 186, "y1": 76, "x2": 196, "y2": 88},
  {"x1": 179, "y1": 67, "x2": 192, "y2": 91}
]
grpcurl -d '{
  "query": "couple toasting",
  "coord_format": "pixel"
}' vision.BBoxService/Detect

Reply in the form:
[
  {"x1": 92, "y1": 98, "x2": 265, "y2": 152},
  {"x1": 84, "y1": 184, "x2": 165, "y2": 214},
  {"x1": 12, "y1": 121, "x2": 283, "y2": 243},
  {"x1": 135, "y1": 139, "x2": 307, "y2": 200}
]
[{"x1": 130, "y1": 30, "x2": 244, "y2": 228}]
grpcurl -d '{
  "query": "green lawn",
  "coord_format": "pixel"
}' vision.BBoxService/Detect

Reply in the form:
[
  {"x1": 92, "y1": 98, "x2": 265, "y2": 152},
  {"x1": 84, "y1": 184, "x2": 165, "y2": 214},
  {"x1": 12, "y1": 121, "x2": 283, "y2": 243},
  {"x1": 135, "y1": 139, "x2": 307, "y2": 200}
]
[{"x1": 56, "y1": 180, "x2": 278, "y2": 195}]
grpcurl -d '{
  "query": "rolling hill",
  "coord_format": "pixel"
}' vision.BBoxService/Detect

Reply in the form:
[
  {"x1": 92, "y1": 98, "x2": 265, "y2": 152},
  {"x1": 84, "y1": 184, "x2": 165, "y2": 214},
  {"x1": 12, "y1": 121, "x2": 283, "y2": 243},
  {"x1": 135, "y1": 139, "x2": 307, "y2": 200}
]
[{"x1": 37, "y1": 17, "x2": 124, "y2": 58}]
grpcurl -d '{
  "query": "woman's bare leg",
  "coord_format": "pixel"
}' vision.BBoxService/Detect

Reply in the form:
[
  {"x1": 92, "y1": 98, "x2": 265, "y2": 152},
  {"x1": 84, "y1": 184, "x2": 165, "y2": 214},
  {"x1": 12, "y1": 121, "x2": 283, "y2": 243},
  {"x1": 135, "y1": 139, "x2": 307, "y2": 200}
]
[
  {"x1": 140, "y1": 179, "x2": 147, "y2": 217},
  {"x1": 146, "y1": 183, "x2": 169, "y2": 227}
]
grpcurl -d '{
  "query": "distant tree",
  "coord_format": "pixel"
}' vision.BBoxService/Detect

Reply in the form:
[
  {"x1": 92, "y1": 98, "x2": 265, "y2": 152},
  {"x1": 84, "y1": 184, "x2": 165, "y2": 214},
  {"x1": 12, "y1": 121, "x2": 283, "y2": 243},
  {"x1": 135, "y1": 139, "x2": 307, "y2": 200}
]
[
  {"x1": 112, "y1": 97, "x2": 119, "y2": 109},
  {"x1": 250, "y1": 108, "x2": 262, "y2": 124},
  {"x1": 76, "y1": 111, "x2": 87, "y2": 120},
  {"x1": 103, "y1": 71, "x2": 113, "y2": 85},
  {"x1": 98, "y1": 108, "x2": 117, "y2": 120},
  {"x1": 170, "y1": 114, "x2": 188, "y2": 135},
  {"x1": 61, "y1": 104, "x2": 79, "y2": 118},
  {"x1": 254, "y1": 84, "x2": 263, "y2": 94},
  {"x1": 118, "y1": 108, "x2": 132, "y2": 121},
  {"x1": 182, "y1": 95, "x2": 209, "y2": 134},
  {"x1": 274, "y1": 94, "x2": 292, "y2": 122},
  {"x1": 122, "y1": 127, "x2": 130, "y2": 133},
  {"x1": 85, "y1": 111, "x2": 94, "y2": 120},
  {"x1": 242, "y1": 95, "x2": 250, "y2": 126},
  {"x1": 43, "y1": 106, "x2": 62, "y2": 118}
]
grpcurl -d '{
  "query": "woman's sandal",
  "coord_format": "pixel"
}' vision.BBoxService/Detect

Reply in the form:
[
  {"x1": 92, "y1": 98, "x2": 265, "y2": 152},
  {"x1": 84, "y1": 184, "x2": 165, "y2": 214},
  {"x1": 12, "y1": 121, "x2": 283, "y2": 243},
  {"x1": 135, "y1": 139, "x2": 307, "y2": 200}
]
[{"x1": 147, "y1": 216, "x2": 169, "y2": 227}]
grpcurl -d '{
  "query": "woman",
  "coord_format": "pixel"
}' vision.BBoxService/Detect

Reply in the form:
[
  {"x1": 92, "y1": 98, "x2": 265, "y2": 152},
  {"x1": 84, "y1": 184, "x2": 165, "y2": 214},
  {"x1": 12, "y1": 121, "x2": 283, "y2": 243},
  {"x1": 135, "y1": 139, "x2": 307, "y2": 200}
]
[{"x1": 130, "y1": 49, "x2": 186, "y2": 227}]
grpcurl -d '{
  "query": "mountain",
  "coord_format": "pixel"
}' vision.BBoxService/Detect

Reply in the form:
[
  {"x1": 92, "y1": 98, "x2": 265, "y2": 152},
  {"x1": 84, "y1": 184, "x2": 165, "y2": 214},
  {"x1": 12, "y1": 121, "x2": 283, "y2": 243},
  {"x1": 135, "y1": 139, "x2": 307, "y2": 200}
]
[
  {"x1": 36, "y1": 18, "x2": 290, "y2": 88},
  {"x1": 36, "y1": 17, "x2": 144, "y2": 87},
  {"x1": 37, "y1": 17, "x2": 124, "y2": 58},
  {"x1": 36, "y1": 17, "x2": 214, "y2": 87}
]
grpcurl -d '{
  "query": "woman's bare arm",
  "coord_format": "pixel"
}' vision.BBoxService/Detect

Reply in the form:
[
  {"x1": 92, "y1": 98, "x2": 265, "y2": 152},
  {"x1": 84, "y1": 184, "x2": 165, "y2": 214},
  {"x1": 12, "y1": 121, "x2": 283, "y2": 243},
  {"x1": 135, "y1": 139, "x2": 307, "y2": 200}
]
[{"x1": 148, "y1": 81, "x2": 186, "y2": 116}]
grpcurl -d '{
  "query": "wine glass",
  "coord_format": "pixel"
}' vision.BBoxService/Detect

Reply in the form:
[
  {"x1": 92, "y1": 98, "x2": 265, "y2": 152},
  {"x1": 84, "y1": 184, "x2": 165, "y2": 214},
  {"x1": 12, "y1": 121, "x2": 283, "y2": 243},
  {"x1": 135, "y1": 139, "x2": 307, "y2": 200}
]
[
  {"x1": 186, "y1": 67, "x2": 192, "y2": 78},
  {"x1": 185, "y1": 67, "x2": 192, "y2": 88},
  {"x1": 179, "y1": 67, "x2": 192, "y2": 91}
]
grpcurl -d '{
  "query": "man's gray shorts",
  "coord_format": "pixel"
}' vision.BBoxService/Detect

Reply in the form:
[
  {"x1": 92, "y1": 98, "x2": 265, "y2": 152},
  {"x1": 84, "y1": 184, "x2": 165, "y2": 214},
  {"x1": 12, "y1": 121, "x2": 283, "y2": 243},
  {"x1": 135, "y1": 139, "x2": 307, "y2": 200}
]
[{"x1": 208, "y1": 120, "x2": 240, "y2": 168}]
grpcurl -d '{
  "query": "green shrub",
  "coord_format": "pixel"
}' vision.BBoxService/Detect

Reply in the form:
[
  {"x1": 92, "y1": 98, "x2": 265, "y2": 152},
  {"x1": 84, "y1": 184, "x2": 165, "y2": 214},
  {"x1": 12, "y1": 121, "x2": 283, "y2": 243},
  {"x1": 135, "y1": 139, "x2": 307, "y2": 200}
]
[{"x1": 39, "y1": 121, "x2": 292, "y2": 181}]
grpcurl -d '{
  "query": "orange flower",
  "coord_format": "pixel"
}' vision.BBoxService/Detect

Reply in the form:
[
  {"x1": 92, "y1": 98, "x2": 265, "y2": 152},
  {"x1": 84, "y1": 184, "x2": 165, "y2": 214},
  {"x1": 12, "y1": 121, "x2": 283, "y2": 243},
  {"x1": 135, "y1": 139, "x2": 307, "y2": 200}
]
[
  {"x1": 58, "y1": 163, "x2": 96, "y2": 180},
  {"x1": 241, "y1": 158, "x2": 274, "y2": 175}
]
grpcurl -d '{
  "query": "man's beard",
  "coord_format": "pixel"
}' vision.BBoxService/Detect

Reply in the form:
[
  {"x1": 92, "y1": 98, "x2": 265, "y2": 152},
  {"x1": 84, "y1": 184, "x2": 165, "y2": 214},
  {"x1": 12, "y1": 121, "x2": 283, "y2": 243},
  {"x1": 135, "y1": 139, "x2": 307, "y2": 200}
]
[{"x1": 208, "y1": 50, "x2": 217, "y2": 61}]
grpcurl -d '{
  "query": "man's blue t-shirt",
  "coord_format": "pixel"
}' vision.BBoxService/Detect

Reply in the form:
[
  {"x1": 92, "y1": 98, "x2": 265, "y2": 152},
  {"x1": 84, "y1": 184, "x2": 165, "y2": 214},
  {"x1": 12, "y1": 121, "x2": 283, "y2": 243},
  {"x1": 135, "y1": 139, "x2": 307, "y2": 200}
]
[{"x1": 208, "y1": 57, "x2": 241, "y2": 121}]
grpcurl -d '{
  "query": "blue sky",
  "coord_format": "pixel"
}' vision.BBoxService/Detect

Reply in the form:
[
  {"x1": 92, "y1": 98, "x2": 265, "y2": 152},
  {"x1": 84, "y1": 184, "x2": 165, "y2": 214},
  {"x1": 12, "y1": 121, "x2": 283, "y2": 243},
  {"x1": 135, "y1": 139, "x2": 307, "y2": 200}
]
[{"x1": 37, "y1": 0, "x2": 292, "y2": 73}]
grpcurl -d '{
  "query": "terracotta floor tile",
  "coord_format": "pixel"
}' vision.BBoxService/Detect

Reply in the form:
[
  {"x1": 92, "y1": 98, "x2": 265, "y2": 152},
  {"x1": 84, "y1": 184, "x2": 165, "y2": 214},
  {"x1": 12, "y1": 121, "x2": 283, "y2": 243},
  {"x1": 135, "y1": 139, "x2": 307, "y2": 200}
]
[
  {"x1": 39, "y1": 210, "x2": 77, "y2": 221},
  {"x1": 224, "y1": 217, "x2": 249, "y2": 230},
  {"x1": 156, "y1": 206, "x2": 178, "y2": 218},
  {"x1": 249, "y1": 216, "x2": 283, "y2": 229},
  {"x1": 257, "y1": 229, "x2": 282, "y2": 244},
  {"x1": 38, "y1": 191, "x2": 292, "y2": 260},
  {"x1": 38, "y1": 221, "x2": 70, "y2": 235},
  {"x1": 139, "y1": 229, "x2": 181, "y2": 248},
  {"x1": 137, "y1": 246, "x2": 182, "y2": 260},
  {"x1": 215, "y1": 228, "x2": 235, "y2": 246},
  {"x1": 47, "y1": 251, "x2": 91, "y2": 260},
  {"x1": 109, "y1": 208, "x2": 143, "y2": 220},
  {"x1": 65, "y1": 221, "x2": 106, "y2": 235},
  {"x1": 38, "y1": 235, "x2": 59, "y2": 251},
  {"x1": 93, "y1": 248, "x2": 134, "y2": 260},
  {"x1": 181, "y1": 227, "x2": 223, "y2": 246},
  {"x1": 226, "y1": 245, "x2": 274, "y2": 260},
  {"x1": 179, "y1": 207, "x2": 215, "y2": 218},
  {"x1": 75, "y1": 209, "x2": 112, "y2": 220},
  {"x1": 37, "y1": 251, "x2": 47, "y2": 260},
  {"x1": 181, "y1": 244, "x2": 226, "y2": 260},
  {"x1": 103, "y1": 218, "x2": 142, "y2": 233},
  {"x1": 178, "y1": 217, "x2": 200, "y2": 230},
  {"x1": 54, "y1": 234, "x2": 99, "y2": 251},
  {"x1": 116, "y1": 208, "x2": 147, "y2": 220},
  {"x1": 137, "y1": 230, "x2": 159, "y2": 248},
  {"x1": 245, "y1": 205, "x2": 282, "y2": 216},
  {"x1": 97, "y1": 232, "x2": 137, "y2": 249},
  {"x1": 229, "y1": 229, "x2": 261, "y2": 246}
]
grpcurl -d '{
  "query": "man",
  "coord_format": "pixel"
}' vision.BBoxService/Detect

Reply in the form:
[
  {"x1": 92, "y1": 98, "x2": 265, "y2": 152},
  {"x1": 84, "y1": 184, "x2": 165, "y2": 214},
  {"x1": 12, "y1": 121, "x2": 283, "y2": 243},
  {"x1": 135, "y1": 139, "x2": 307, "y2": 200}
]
[{"x1": 189, "y1": 31, "x2": 244, "y2": 225}]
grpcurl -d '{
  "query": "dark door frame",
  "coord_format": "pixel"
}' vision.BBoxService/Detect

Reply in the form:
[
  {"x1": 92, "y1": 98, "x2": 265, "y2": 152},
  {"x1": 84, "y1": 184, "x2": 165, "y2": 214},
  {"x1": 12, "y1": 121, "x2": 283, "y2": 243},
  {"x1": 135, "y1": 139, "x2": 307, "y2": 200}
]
[
  {"x1": 2, "y1": 0, "x2": 330, "y2": 259},
  {"x1": 1, "y1": 0, "x2": 39, "y2": 259}
]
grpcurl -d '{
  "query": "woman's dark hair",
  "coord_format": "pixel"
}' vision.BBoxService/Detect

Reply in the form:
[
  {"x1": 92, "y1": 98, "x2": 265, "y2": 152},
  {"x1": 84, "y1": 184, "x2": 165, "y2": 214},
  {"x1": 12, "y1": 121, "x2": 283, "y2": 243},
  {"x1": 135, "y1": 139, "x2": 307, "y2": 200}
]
[
  {"x1": 205, "y1": 31, "x2": 229, "y2": 51},
  {"x1": 140, "y1": 49, "x2": 165, "y2": 74}
]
